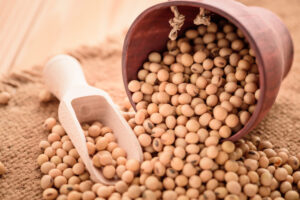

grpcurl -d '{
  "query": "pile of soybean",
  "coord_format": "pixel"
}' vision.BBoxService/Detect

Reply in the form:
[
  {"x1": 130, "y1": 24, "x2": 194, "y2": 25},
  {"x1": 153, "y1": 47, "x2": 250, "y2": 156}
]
[
  {"x1": 38, "y1": 20, "x2": 300, "y2": 200},
  {"x1": 85, "y1": 121, "x2": 140, "y2": 181}
]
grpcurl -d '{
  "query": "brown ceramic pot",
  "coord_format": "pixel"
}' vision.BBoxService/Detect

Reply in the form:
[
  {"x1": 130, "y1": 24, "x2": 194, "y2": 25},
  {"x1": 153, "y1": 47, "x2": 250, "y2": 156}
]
[{"x1": 122, "y1": 0, "x2": 294, "y2": 141}]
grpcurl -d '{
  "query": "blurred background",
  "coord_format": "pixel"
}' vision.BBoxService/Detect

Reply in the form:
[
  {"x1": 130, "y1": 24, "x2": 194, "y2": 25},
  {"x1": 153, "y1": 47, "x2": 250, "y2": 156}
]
[{"x1": 0, "y1": 0, "x2": 299, "y2": 77}]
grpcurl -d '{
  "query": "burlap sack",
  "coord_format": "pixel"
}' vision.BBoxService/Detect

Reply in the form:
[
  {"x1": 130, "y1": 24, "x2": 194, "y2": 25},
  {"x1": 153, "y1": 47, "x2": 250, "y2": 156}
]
[
  {"x1": 0, "y1": 38, "x2": 129, "y2": 199},
  {"x1": 0, "y1": 1, "x2": 299, "y2": 199}
]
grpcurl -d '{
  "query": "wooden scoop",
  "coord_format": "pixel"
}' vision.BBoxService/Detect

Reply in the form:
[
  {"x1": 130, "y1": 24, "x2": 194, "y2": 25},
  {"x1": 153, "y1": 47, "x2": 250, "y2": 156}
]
[{"x1": 44, "y1": 54, "x2": 143, "y2": 185}]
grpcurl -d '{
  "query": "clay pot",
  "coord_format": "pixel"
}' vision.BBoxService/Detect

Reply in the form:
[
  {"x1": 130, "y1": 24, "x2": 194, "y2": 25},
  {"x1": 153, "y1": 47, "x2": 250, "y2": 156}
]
[{"x1": 122, "y1": 0, "x2": 294, "y2": 140}]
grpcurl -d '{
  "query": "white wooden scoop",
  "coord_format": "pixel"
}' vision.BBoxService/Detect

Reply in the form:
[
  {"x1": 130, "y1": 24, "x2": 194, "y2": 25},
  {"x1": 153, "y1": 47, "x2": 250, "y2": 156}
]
[{"x1": 44, "y1": 54, "x2": 143, "y2": 185}]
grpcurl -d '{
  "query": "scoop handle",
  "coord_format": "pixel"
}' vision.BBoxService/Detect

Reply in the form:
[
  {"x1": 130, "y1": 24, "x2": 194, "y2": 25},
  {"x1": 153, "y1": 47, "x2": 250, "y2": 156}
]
[{"x1": 44, "y1": 55, "x2": 88, "y2": 100}]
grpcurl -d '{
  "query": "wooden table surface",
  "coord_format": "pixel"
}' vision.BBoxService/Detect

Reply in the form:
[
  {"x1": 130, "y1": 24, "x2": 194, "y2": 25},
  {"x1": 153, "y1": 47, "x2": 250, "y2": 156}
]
[
  {"x1": 0, "y1": 0, "x2": 299, "y2": 77},
  {"x1": 0, "y1": 0, "x2": 163, "y2": 77}
]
